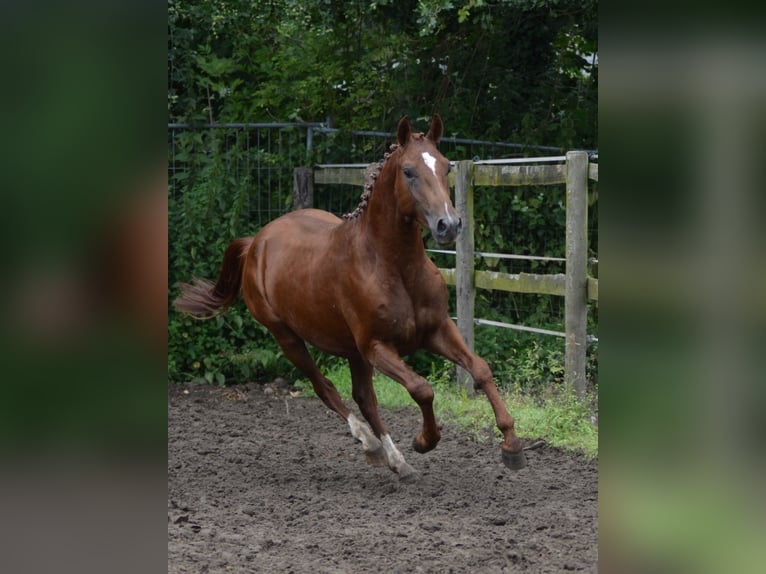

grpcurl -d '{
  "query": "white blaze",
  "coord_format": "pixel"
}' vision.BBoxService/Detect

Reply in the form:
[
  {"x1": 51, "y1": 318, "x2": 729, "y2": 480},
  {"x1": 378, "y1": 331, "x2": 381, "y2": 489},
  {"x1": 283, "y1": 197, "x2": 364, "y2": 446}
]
[
  {"x1": 421, "y1": 151, "x2": 437, "y2": 176},
  {"x1": 444, "y1": 201, "x2": 456, "y2": 224},
  {"x1": 421, "y1": 152, "x2": 456, "y2": 228}
]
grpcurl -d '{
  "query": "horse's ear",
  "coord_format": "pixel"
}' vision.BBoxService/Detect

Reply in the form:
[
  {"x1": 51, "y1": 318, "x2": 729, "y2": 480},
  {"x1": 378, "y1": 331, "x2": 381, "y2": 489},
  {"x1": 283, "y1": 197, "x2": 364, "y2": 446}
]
[
  {"x1": 397, "y1": 115, "x2": 411, "y2": 146},
  {"x1": 426, "y1": 113, "x2": 443, "y2": 145}
]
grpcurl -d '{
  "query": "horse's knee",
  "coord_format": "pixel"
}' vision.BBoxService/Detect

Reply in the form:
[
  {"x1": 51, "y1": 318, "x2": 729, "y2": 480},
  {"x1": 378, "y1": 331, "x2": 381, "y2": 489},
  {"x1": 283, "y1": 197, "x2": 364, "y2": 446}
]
[
  {"x1": 411, "y1": 378, "x2": 434, "y2": 405},
  {"x1": 471, "y1": 358, "x2": 493, "y2": 390}
]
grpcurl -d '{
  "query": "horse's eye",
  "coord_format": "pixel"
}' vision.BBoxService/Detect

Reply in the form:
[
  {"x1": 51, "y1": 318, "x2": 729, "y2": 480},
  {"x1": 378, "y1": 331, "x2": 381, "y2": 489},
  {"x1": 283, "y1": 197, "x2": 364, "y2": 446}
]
[
  {"x1": 446, "y1": 163, "x2": 452, "y2": 175},
  {"x1": 403, "y1": 167, "x2": 415, "y2": 179}
]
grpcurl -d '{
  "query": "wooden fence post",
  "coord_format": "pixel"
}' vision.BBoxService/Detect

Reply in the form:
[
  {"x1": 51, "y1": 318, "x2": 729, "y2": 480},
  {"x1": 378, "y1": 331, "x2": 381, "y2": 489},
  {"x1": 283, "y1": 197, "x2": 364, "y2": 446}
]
[
  {"x1": 455, "y1": 160, "x2": 476, "y2": 395},
  {"x1": 293, "y1": 167, "x2": 314, "y2": 210},
  {"x1": 565, "y1": 151, "x2": 588, "y2": 397}
]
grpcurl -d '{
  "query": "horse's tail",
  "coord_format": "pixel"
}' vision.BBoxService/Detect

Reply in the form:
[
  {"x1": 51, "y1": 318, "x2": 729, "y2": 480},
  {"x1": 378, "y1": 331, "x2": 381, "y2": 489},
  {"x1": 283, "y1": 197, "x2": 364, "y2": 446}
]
[{"x1": 174, "y1": 237, "x2": 253, "y2": 319}]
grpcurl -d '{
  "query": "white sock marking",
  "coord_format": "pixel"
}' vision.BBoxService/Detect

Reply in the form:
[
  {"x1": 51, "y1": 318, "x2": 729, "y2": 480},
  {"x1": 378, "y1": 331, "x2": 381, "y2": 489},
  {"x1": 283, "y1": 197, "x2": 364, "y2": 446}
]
[
  {"x1": 381, "y1": 434, "x2": 408, "y2": 470},
  {"x1": 348, "y1": 414, "x2": 381, "y2": 452}
]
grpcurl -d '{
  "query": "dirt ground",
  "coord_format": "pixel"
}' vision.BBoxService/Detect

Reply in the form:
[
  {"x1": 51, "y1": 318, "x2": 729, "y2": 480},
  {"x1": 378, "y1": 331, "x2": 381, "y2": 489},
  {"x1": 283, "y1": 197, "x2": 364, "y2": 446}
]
[{"x1": 168, "y1": 381, "x2": 598, "y2": 573}]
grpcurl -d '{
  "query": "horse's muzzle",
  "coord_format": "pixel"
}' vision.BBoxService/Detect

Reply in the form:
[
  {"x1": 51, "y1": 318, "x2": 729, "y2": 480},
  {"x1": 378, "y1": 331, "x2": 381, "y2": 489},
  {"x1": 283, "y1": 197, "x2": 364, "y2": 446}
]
[{"x1": 434, "y1": 216, "x2": 462, "y2": 246}]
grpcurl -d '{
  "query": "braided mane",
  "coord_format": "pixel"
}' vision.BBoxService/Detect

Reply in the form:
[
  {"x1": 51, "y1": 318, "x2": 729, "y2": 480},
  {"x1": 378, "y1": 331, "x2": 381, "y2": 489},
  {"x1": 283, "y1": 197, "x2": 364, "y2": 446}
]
[
  {"x1": 341, "y1": 142, "x2": 397, "y2": 220},
  {"x1": 341, "y1": 131, "x2": 425, "y2": 221}
]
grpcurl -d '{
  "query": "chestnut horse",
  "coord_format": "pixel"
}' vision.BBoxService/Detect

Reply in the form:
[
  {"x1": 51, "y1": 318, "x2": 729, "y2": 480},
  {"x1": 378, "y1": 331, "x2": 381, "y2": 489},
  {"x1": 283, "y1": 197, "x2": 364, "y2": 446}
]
[{"x1": 175, "y1": 115, "x2": 527, "y2": 480}]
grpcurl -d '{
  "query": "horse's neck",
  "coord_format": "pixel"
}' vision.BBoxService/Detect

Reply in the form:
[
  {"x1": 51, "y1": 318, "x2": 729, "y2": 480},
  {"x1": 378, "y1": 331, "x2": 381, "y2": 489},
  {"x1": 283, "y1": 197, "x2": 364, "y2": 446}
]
[{"x1": 359, "y1": 161, "x2": 426, "y2": 267}]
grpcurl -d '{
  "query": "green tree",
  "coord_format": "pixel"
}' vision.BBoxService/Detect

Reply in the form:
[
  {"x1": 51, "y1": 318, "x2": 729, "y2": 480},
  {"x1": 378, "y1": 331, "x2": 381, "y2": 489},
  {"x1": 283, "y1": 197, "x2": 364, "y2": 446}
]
[{"x1": 168, "y1": 0, "x2": 597, "y2": 147}]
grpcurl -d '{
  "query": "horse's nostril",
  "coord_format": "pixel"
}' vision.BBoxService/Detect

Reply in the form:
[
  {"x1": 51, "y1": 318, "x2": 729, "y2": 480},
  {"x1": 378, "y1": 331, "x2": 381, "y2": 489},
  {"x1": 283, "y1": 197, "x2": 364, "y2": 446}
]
[{"x1": 437, "y1": 219, "x2": 448, "y2": 234}]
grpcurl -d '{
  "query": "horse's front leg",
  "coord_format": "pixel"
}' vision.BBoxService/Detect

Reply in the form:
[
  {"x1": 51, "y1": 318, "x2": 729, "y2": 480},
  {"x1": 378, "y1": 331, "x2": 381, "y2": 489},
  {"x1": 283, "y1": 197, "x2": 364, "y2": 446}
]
[
  {"x1": 426, "y1": 318, "x2": 527, "y2": 470},
  {"x1": 347, "y1": 354, "x2": 419, "y2": 481},
  {"x1": 346, "y1": 356, "x2": 386, "y2": 467},
  {"x1": 366, "y1": 341, "x2": 442, "y2": 455}
]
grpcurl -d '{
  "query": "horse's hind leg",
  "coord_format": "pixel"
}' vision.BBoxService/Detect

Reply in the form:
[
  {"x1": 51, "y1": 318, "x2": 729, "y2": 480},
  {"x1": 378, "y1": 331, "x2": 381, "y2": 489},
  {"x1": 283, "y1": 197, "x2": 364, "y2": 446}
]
[
  {"x1": 266, "y1": 327, "x2": 402, "y2": 474},
  {"x1": 268, "y1": 326, "x2": 351, "y2": 421},
  {"x1": 347, "y1": 356, "x2": 417, "y2": 481},
  {"x1": 347, "y1": 357, "x2": 386, "y2": 466}
]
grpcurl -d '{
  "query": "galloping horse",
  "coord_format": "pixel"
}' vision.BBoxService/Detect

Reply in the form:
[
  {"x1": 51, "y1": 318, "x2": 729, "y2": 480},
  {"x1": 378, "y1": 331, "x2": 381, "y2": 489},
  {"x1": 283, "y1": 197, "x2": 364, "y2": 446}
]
[{"x1": 175, "y1": 115, "x2": 527, "y2": 480}]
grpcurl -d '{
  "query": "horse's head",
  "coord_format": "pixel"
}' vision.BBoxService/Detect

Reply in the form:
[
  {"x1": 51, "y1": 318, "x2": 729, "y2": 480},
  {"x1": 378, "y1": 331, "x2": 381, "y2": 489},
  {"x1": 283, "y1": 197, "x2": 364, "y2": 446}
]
[{"x1": 394, "y1": 114, "x2": 462, "y2": 246}]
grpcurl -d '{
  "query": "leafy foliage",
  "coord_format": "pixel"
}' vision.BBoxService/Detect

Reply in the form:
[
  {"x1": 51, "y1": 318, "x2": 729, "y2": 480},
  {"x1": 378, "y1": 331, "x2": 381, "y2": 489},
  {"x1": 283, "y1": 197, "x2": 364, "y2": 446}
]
[{"x1": 168, "y1": 0, "x2": 597, "y2": 146}]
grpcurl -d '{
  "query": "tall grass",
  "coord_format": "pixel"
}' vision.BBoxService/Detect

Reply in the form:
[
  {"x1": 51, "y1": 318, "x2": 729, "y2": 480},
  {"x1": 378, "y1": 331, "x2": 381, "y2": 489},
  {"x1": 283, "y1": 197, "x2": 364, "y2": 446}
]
[{"x1": 294, "y1": 363, "x2": 597, "y2": 458}]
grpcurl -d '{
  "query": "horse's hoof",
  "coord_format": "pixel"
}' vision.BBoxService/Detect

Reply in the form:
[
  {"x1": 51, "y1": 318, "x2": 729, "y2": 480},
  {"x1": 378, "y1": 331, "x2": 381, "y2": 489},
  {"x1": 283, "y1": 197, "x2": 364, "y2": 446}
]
[
  {"x1": 412, "y1": 434, "x2": 438, "y2": 454},
  {"x1": 397, "y1": 463, "x2": 419, "y2": 483},
  {"x1": 502, "y1": 449, "x2": 528, "y2": 470},
  {"x1": 412, "y1": 436, "x2": 429, "y2": 454},
  {"x1": 365, "y1": 447, "x2": 387, "y2": 467}
]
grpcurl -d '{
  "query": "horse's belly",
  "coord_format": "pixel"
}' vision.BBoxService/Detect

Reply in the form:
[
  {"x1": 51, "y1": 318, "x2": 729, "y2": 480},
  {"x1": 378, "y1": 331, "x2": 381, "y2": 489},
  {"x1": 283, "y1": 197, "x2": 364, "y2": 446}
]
[{"x1": 286, "y1": 301, "x2": 359, "y2": 357}]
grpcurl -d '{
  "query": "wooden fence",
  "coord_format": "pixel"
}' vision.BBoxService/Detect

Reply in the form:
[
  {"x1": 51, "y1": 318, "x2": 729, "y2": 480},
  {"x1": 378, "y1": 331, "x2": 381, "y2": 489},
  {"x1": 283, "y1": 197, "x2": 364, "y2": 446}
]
[{"x1": 294, "y1": 151, "x2": 598, "y2": 396}]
